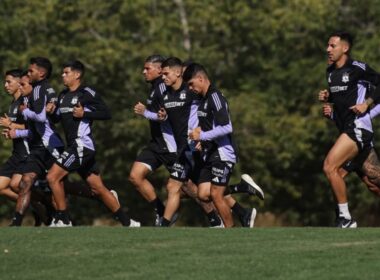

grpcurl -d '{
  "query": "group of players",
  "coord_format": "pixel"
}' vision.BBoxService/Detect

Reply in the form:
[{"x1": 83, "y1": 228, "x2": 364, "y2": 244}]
[
  {"x1": 319, "y1": 31, "x2": 380, "y2": 228},
  {"x1": 0, "y1": 55, "x2": 264, "y2": 227}
]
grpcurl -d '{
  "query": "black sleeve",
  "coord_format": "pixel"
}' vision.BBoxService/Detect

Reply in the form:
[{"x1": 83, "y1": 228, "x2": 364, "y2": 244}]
[
  {"x1": 209, "y1": 92, "x2": 230, "y2": 126},
  {"x1": 357, "y1": 63, "x2": 380, "y2": 103},
  {"x1": 80, "y1": 88, "x2": 111, "y2": 120}
]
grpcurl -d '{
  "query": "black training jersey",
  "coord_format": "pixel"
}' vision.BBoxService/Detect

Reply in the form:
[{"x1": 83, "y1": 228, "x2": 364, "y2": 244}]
[
  {"x1": 23, "y1": 79, "x2": 63, "y2": 157},
  {"x1": 327, "y1": 59, "x2": 380, "y2": 132},
  {"x1": 8, "y1": 95, "x2": 29, "y2": 156},
  {"x1": 161, "y1": 82, "x2": 199, "y2": 152},
  {"x1": 197, "y1": 85, "x2": 237, "y2": 163},
  {"x1": 56, "y1": 86, "x2": 111, "y2": 150},
  {"x1": 145, "y1": 77, "x2": 176, "y2": 153}
]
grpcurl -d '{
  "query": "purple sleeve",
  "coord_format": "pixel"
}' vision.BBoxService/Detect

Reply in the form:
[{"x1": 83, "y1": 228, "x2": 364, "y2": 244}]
[
  {"x1": 15, "y1": 129, "x2": 30, "y2": 139},
  {"x1": 200, "y1": 123, "x2": 232, "y2": 141},
  {"x1": 22, "y1": 108, "x2": 47, "y2": 122},
  {"x1": 370, "y1": 104, "x2": 380, "y2": 119},
  {"x1": 143, "y1": 110, "x2": 161, "y2": 121}
]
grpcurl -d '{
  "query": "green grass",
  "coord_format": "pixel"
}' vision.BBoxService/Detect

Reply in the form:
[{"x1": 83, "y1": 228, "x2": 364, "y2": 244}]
[{"x1": 0, "y1": 227, "x2": 380, "y2": 280}]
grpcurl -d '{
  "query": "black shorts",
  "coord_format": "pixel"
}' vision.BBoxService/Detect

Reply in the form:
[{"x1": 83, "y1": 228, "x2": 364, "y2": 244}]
[
  {"x1": 56, "y1": 146, "x2": 100, "y2": 179},
  {"x1": 0, "y1": 153, "x2": 27, "y2": 178},
  {"x1": 197, "y1": 156, "x2": 234, "y2": 187},
  {"x1": 169, "y1": 150, "x2": 193, "y2": 182},
  {"x1": 344, "y1": 126, "x2": 373, "y2": 152},
  {"x1": 342, "y1": 147, "x2": 372, "y2": 176},
  {"x1": 20, "y1": 147, "x2": 62, "y2": 177},
  {"x1": 136, "y1": 146, "x2": 177, "y2": 172}
]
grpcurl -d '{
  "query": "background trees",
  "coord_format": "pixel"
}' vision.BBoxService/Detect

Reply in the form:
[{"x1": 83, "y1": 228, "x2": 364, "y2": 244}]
[{"x1": 1, "y1": 0, "x2": 380, "y2": 226}]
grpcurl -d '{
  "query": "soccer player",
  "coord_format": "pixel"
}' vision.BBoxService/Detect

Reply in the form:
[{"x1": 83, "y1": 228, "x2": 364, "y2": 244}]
[
  {"x1": 46, "y1": 60, "x2": 139, "y2": 227},
  {"x1": 130, "y1": 54, "x2": 178, "y2": 225},
  {"x1": 319, "y1": 31, "x2": 380, "y2": 228},
  {"x1": 0, "y1": 69, "x2": 27, "y2": 201},
  {"x1": 184, "y1": 63, "x2": 247, "y2": 228},
  {"x1": 8, "y1": 57, "x2": 65, "y2": 226}
]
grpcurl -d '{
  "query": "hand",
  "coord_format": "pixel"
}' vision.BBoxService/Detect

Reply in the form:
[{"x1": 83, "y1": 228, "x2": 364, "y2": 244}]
[
  {"x1": 157, "y1": 107, "x2": 167, "y2": 121},
  {"x1": 73, "y1": 102, "x2": 84, "y2": 118},
  {"x1": 350, "y1": 103, "x2": 368, "y2": 115},
  {"x1": 134, "y1": 102, "x2": 146, "y2": 116},
  {"x1": 323, "y1": 103, "x2": 333, "y2": 118},
  {"x1": 46, "y1": 101, "x2": 56, "y2": 114},
  {"x1": 195, "y1": 141, "x2": 202, "y2": 151},
  {"x1": 318, "y1": 89, "x2": 329, "y2": 102},
  {"x1": 19, "y1": 103, "x2": 27, "y2": 113},
  {"x1": 189, "y1": 127, "x2": 202, "y2": 141},
  {"x1": 0, "y1": 114, "x2": 12, "y2": 128}
]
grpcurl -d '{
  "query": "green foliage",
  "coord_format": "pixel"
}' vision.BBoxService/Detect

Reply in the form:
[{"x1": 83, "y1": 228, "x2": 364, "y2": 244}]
[{"x1": 1, "y1": 0, "x2": 380, "y2": 225}]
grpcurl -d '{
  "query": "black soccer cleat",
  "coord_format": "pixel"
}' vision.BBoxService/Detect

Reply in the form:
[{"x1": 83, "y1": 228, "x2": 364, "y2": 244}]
[
  {"x1": 335, "y1": 216, "x2": 357, "y2": 228},
  {"x1": 241, "y1": 208, "x2": 257, "y2": 228},
  {"x1": 241, "y1": 174, "x2": 265, "y2": 200}
]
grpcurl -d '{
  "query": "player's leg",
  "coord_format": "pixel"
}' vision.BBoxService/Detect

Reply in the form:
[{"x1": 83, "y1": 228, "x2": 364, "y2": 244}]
[
  {"x1": 224, "y1": 195, "x2": 256, "y2": 228},
  {"x1": 162, "y1": 178, "x2": 182, "y2": 226},
  {"x1": 211, "y1": 185, "x2": 234, "y2": 227},
  {"x1": 85, "y1": 173, "x2": 140, "y2": 227},
  {"x1": 323, "y1": 133, "x2": 359, "y2": 227},
  {"x1": 0, "y1": 176, "x2": 17, "y2": 201},
  {"x1": 129, "y1": 161, "x2": 157, "y2": 201}
]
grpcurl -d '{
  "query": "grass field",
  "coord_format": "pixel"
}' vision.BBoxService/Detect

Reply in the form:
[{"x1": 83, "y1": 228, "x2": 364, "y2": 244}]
[{"x1": 0, "y1": 227, "x2": 379, "y2": 280}]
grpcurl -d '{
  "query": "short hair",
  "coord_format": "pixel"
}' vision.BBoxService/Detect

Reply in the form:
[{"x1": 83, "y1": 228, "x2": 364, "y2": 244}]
[
  {"x1": 5, "y1": 69, "x2": 23, "y2": 78},
  {"x1": 21, "y1": 70, "x2": 29, "y2": 78},
  {"x1": 63, "y1": 60, "x2": 85, "y2": 78},
  {"x1": 329, "y1": 31, "x2": 354, "y2": 50},
  {"x1": 145, "y1": 54, "x2": 166, "y2": 64},
  {"x1": 162, "y1": 57, "x2": 183, "y2": 69},
  {"x1": 182, "y1": 63, "x2": 209, "y2": 82},
  {"x1": 30, "y1": 57, "x2": 53, "y2": 79}
]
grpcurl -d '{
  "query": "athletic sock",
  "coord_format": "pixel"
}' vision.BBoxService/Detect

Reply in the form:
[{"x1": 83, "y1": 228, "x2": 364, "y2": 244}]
[
  {"x1": 113, "y1": 208, "x2": 131, "y2": 226},
  {"x1": 55, "y1": 210, "x2": 71, "y2": 224},
  {"x1": 207, "y1": 210, "x2": 222, "y2": 226},
  {"x1": 231, "y1": 202, "x2": 247, "y2": 222},
  {"x1": 151, "y1": 198, "x2": 165, "y2": 217},
  {"x1": 10, "y1": 212, "x2": 24, "y2": 226},
  {"x1": 337, "y1": 203, "x2": 351, "y2": 219},
  {"x1": 161, "y1": 218, "x2": 171, "y2": 227}
]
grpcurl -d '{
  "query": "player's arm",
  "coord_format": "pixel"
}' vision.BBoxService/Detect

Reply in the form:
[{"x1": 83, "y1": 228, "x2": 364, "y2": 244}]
[
  {"x1": 199, "y1": 93, "x2": 232, "y2": 141},
  {"x1": 21, "y1": 88, "x2": 47, "y2": 122},
  {"x1": 76, "y1": 89, "x2": 111, "y2": 120}
]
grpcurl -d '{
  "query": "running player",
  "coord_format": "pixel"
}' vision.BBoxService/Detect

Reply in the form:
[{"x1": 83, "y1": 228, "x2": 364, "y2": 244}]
[
  {"x1": 319, "y1": 31, "x2": 380, "y2": 227},
  {"x1": 8, "y1": 57, "x2": 65, "y2": 226},
  {"x1": 46, "y1": 60, "x2": 140, "y2": 227},
  {"x1": 0, "y1": 69, "x2": 27, "y2": 201},
  {"x1": 130, "y1": 54, "x2": 178, "y2": 225},
  {"x1": 184, "y1": 63, "x2": 250, "y2": 228}
]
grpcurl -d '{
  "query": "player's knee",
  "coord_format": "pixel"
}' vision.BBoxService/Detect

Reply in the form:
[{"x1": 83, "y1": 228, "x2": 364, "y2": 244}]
[
  {"x1": 20, "y1": 175, "x2": 35, "y2": 192},
  {"x1": 46, "y1": 172, "x2": 59, "y2": 187},
  {"x1": 128, "y1": 172, "x2": 142, "y2": 186},
  {"x1": 323, "y1": 159, "x2": 335, "y2": 176},
  {"x1": 166, "y1": 180, "x2": 181, "y2": 194},
  {"x1": 9, "y1": 179, "x2": 20, "y2": 191},
  {"x1": 198, "y1": 190, "x2": 210, "y2": 202},
  {"x1": 210, "y1": 187, "x2": 224, "y2": 202}
]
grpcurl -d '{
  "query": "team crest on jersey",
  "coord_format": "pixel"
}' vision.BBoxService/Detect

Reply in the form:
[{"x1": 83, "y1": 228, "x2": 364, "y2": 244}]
[
  {"x1": 71, "y1": 97, "x2": 78, "y2": 105},
  {"x1": 13, "y1": 108, "x2": 17, "y2": 114},
  {"x1": 179, "y1": 91, "x2": 186, "y2": 100},
  {"x1": 342, "y1": 72, "x2": 349, "y2": 83}
]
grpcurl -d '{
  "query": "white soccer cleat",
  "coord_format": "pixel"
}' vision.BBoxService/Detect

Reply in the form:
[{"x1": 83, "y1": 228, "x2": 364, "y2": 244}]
[
  {"x1": 241, "y1": 174, "x2": 265, "y2": 200},
  {"x1": 129, "y1": 219, "x2": 141, "y2": 228},
  {"x1": 49, "y1": 219, "x2": 72, "y2": 227}
]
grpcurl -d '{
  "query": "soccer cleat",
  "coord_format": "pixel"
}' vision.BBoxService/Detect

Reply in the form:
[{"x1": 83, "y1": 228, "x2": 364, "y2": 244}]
[
  {"x1": 154, "y1": 214, "x2": 163, "y2": 226},
  {"x1": 49, "y1": 219, "x2": 72, "y2": 227},
  {"x1": 242, "y1": 208, "x2": 257, "y2": 228},
  {"x1": 210, "y1": 220, "x2": 225, "y2": 228},
  {"x1": 110, "y1": 189, "x2": 120, "y2": 207},
  {"x1": 336, "y1": 216, "x2": 357, "y2": 228},
  {"x1": 129, "y1": 219, "x2": 141, "y2": 228},
  {"x1": 241, "y1": 174, "x2": 265, "y2": 200}
]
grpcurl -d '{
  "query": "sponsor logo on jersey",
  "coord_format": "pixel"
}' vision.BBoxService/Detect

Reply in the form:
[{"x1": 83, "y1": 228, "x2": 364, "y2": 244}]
[
  {"x1": 164, "y1": 101, "x2": 185, "y2": 108},
  {"x1": 59, "y1": 107, "x2": 74, "y2": 113},
  {"x1": 330, "y1": 86, "x2": 348, "y2": 93},
  {"x1": 342, "y1": 72, "x2": 349, "y2": 83},
  {"x1": 197, "y1": 111, "x2": 207, "y2": 117}
]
